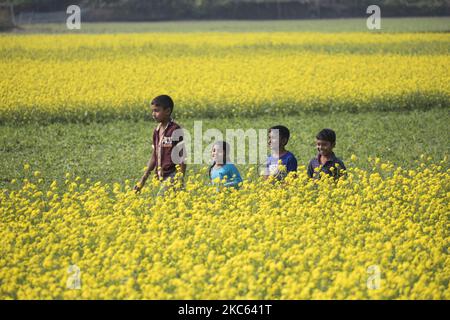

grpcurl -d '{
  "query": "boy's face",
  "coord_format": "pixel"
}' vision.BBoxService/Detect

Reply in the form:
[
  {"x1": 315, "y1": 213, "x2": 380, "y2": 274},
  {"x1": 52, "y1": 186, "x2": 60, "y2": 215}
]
[
  {"x1": 316, "y1": 139, "x2": 334, "y2": 156},
  {"x1": 268, "y1": 130, "x2": 287, "y2": 152},
  {"x1": 151, "y1": 104, "x2": 171, "y2": 123}
]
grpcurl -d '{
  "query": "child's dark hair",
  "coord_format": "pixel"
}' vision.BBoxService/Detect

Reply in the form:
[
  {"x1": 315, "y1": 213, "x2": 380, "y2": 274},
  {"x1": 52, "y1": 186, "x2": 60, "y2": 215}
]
[
  {"x1": 208, "y1": 141, "x2": 230, "y2": 179},
  {"x1": 151, "y1": 95, "x2": 174, "y2": 114},
  {"x1": 316, "y1": 128, "x2": 336, "y2": 144},
  {"x1": 269, "y1": 125, "x2": 290, "y2": 143}
]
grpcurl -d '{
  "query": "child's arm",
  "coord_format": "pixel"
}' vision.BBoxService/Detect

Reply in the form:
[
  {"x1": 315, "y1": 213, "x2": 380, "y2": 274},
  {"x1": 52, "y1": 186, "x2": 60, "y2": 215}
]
[
  {"x1": 223, "y1": 167, "x2": 242, "y2": 188},
  {"x1": 287, "y1": 156, "x2": 298, "y2": 172},
  {"x1": 336, "y1": 160, "x2": 347, "y2": 179},
  {"x1": 224, "y1": 179, "x2": 240, "y2": 188},
  {"x1": 134, "y1": 150, "x2": 156, "y2": 192},
  {"x1": 286, "y1": 157, "x2": 298, "y2": 179},
  {"x1": 262, "y1": 159, "x2": 270, "y2": 180},
  {"x1": 172, "y1": 129, "x2": 186, "y2": 179},
  {"x1": 307, "y1": 160, "x2": 314, "y2": 178},
  {"x1": 179, "y1": 163, "x2": 186, "y2": 177}
]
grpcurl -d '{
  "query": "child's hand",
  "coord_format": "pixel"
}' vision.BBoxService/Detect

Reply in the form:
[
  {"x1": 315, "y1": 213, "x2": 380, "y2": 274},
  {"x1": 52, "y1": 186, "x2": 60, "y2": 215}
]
[{"x1": 133, "y1": 181, "x2": 143, "y2": 193}]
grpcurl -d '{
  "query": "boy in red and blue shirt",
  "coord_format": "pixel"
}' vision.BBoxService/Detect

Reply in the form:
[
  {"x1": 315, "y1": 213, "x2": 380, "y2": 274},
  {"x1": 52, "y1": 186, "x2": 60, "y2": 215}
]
[{"x1": 307, "y1": 128, "x2": 346, "y2": 179}]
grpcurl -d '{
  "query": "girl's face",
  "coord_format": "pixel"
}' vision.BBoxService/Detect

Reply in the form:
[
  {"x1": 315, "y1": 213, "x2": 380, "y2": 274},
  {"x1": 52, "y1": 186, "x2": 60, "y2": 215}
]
[{"x1": 211, "y1": 145, "x2": 225, "y2": 164}]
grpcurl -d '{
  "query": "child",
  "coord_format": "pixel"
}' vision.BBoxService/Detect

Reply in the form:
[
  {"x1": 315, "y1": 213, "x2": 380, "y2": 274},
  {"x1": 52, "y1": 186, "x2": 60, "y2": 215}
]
[
  {"x1": 209, "y1": 141, "x2": 242, "y2": 189},
  {"x1": 264, "y1": 125, "x2": 298, "y2": 180},
  {"x1": 307, "y1": 128, "x2": 346, "y2": 179},
  {"x1": 134, "y1": 95, "x2": 186, "y2": 193}
]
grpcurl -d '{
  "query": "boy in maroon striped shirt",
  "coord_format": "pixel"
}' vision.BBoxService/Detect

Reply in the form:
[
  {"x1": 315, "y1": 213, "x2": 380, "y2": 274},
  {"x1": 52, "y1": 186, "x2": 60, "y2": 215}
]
[{"x1": 134, "y1": 95, "x2": 186, "y2": 193}]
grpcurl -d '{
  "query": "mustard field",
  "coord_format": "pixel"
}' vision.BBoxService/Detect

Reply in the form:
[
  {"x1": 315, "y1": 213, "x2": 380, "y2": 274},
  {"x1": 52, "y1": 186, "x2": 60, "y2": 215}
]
[
  {"x1": 1, "y1": 32, "x2": 449, "y2": 123},
  {"x1": 1, "y1": 159, "x2": 449, "y2": 299}
]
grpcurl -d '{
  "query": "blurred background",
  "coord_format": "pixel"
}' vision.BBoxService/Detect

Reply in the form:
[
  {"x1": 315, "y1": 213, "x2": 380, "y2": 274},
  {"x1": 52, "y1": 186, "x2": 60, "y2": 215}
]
[{"x1": 1, "y1": 0, "x2": 449, "y2": 28}]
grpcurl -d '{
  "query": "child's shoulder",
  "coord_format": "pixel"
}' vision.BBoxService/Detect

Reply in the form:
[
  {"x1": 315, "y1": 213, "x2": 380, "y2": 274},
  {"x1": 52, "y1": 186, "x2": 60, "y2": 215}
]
[
  {"x1": 224, "y1": 163, "x2": 238, "y2": 170},
  {"x1": 308, "y1": 155, "x2": 319, "y2": 164},
  {"x1": 169, "y1": 120, "x2": 184, "y2": 130},
  {"x1": 166, "y1": 121, "x2": 183, "y2": 136},
  {"x1": 285, "y1": 151, "x2": 298, "y2": 160},
  {"x1": 224, "y1": 163, "x2": 241, "y2": 175},
  {"x1": 154, "y1": 120, "x2": 182, "y2": 130},
  {"x1": 333, "y1": 155, "x2": 346, "y2": 168},
  {"x1": 332, "y1": 153, "x2": 344, "y2": 162},
  {"x1": 224, "y1": 163, "x2": 242, "y2": 180}
]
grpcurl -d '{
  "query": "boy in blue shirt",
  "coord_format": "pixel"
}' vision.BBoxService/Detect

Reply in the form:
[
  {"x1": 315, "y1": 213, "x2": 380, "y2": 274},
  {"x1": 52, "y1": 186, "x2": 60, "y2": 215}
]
[
  {"x1": 264, "y1": 125, "x2": 298, "y2": 180},
  {"x1": 307, "y1": 128, "x2": 346, "y2": 179}
]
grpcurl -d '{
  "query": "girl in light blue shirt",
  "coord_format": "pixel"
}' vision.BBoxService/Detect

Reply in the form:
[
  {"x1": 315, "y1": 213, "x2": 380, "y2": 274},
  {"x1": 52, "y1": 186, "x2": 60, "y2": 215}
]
[{"x1": 209, "y1": 141, "x2": 243, "y2": 189}]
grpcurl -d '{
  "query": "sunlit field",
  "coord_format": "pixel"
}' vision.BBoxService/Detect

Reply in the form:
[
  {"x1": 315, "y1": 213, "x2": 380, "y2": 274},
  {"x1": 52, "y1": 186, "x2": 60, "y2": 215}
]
[
  {"x1": 1, "y1": 19, "x2": 449, "y2": 300},
  {"x1": 1, "y1": 32, "x2": 449, "y2": 123},
  {"x1": 1, "y1": 158, "x2": 449, "y2": 299}
]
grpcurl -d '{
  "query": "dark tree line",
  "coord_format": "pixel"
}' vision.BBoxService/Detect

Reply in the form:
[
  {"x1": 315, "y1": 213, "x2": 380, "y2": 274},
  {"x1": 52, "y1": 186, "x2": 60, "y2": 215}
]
[{"x1": 9, "y1": 0, "x2": 450, "y2": 20}]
